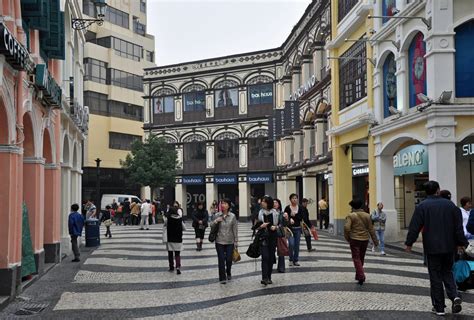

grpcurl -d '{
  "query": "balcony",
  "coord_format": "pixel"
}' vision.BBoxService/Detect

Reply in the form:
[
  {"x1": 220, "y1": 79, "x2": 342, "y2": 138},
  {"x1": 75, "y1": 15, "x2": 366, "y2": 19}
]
[
  {"x1": 153, "y1": 113, "x2": 175, "y2": 125},
  {"x1": 214, "y1": 106, "x2": 239, "y2": 120},
  {"x1": 248, "y1": 156, "x2": 274, "y2": 171},
  {"x1": 247, "y1": 104, "x2": 273, "y2": 118},
  {"x1": 183, "y1": 159, "x2": 206, "y2": 174},
  {"x1": 215, "y1": 157, "x2": 239, "y2": 172},
  {"x1": 183, "y1": 110, "x2": 206, "y2": 122}
]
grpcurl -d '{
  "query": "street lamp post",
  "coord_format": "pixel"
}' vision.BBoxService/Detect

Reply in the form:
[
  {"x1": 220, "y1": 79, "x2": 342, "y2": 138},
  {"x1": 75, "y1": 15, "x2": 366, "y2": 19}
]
[
  {"x1": 72, "y1": 0, "x2": 108, "y2": 30},
  {"x1": 95, "y1": 158, "x2": 101, "y2": 215}
]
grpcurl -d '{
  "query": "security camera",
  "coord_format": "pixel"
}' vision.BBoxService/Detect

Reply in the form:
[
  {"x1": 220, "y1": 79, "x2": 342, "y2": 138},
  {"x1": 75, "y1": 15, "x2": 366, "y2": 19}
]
[{"x1": 389, "y1": 106, "x2": 401, "y2": 115}]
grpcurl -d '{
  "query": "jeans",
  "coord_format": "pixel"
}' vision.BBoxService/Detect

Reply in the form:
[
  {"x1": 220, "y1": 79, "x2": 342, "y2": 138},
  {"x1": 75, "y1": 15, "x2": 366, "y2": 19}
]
[
  {"x1": 376, "y1": 229, "x2": 385, "y2": 252},
  {"x1": 288, "y1": 227, "x2": 302, "y2": 263},
  {"x1": 319, "y1": 210, "x2": 329, "y2": 229},
  {"x1": 71, "y1": 235, "x2": 80, "y2": 259},
  {"x1": 349, "y1": 239, "x2": 369, "y2": 281},
  {"x1": 277, "y1": 255, "x2": 285, "y2": 272},
  {"x1": 426, "y1": 253, "x2": 458, "y2": 312},
  {"x1": 216, "y1": 243, "x2": 234, "y2": 281},
  {"x1": 261, "y1": 239, "x2": 276, "y2": 281}
]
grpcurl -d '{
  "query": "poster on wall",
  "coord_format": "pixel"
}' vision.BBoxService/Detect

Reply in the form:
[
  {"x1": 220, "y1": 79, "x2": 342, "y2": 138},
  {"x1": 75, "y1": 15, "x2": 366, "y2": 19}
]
[
  {"x1": 215, "y1": 88, "x2": 238, "y2": 107},
  {"x1": 153, "y1": 97, "x2": 163, "y2": 113},
  {"x1": 408, "y1": 32, "x2": 427, "y2": 107}
]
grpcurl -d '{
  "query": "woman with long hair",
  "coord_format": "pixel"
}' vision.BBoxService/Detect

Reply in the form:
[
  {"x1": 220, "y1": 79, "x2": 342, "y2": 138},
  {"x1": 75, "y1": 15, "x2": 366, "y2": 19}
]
[
  {"x1": 210, "y1": 198, "x2": 238, "y2": 284},
  {"x1": 164, "y1": 201, "x2": 184, "y2": 275},
  {"x1": 192, "y1": 201, "x2": 209, "y2": 251},
  {"x1": 274, "y1": 198, "x2": 288, "y2": 273},
  {"x1": 257, "y1": 195, "x2": 279, "y2": 285}
]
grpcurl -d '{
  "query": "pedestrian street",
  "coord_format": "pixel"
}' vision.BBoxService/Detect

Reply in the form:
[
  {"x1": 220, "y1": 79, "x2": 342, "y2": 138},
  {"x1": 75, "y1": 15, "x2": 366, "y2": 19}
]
[{"x1": 1, "y1": 223, "x2": 474, "y2": 319}]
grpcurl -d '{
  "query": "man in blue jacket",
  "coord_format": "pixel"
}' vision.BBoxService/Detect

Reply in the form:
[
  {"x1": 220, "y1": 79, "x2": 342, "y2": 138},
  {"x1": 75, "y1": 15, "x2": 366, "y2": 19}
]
[
  {"x1": 69, "y1": 203, "x2": 85, "y2": 262},
  {"x1": 405, "y1": 181, "x2": 468, "y2": 316}
]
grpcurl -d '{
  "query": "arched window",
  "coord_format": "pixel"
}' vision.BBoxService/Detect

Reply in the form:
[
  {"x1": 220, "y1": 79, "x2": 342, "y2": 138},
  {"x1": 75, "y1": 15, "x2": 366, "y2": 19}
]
[
  {"x1": 215, "y1": 132, "x2": 239, "y2": 159},
  {"x1": 247, "y1": 76, "x2": 274, "y2": 106},
  {"x1": 383, "y1": 53, "x2": 397, "y2": 118},
  {"x1": 182, "y1": 84, "x2": 206, "y2": 112},
  {"x1": 408, "y1": 32, "x2": 427, "y2": 107},
  {"x1": 248, "y1": 130, "x2": 273, "y2": 158},
  {"x1": 214, "y1": 80, "x2": 239, "y2": 108},
  {"x1": 183, "y1": 134, "x2": 206, "y2": 161},
  {"x1": 455, "y1": 20, "x2": 474, "y2": 97}
]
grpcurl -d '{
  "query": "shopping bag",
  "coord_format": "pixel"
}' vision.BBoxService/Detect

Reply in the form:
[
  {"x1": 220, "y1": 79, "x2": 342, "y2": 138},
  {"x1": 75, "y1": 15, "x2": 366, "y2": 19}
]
[
  {"x1": 277, "y1": 237, "x2": 289, "y2": 256},
  {"x1": 232, "y1": 248, "x2": 241, "y2": 263},
  {"x1": 310, "y1": 225, "x2": 319, "y2": 240}
]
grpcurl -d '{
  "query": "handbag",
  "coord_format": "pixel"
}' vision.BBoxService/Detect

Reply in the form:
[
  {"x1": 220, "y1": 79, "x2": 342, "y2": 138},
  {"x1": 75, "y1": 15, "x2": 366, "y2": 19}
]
[
  {"x1": 208, "y1": 223, "x2": 219, "y2": 242},
  {"x1": 232, "y1": 248, "x2": 241, "y2": 263},
  {"x1": 103, "y1": 219, "x2": 113, "y2": 227},
  {"x1": 246, "y1": 236, "x2": 261, "y2": 258},
  {"x1": 277, "y1": 237, "x2": 289, "y2": 256},
  {"x1": 310, "y1": 225, "x2": 319, "y2": 240}
]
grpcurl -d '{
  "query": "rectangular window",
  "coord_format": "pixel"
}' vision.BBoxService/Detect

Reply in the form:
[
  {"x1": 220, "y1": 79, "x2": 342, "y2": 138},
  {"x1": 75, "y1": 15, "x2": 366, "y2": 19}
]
[
  {"x1": 84, "y1": 58, "x2": 107, "y2": 84},
  {"x1": 339, "y1": 40, "x2": 367, "y2": 110},
  {"x1": 133, "y1": 18, "x2": 146, "y2": 36},
  {"x1": 216, "y1": 140, "x2": 239, "y2": 159},
  {"x1": 248, "y1": 83, "x2": 273, "y2": 106},
  {"x1": 152, "y1": 96, "x2": 174, "y2": 114},
  {"x1": 109, "y1": 132, "x2": 141, "y2": 151},
  {"x1": 145, "y1": 50, "x2": 154, "y2": 63},
  {"x1": 338, "y1": 0, "x2": 359, "y2": 22},
  {"x1": 110, "y1": 69, "x2": 143, "y2": 91},
  {"x1": 111, "y1": 38, "x2": 142, "y2": 61},
  {"x1": 140, "y1": 0, "x2": 146, "y2": 13},
  {"x1": 215, "y1": 88, "x2": 238, "y2": 108},
  {"x1": 84, "y1": 91, "x2": 108, "y2": 116},
  {"x1": 184, "y1": 142, "x2": 206, "y2": 161},
  {"x1": 109, "y1": 100, "x2": 143, "y2": 121},
  {"x1": 183, "y1": 92, "x2": 206, "y2": 112},
  {"x1": 105, "y1": 5, "x2": 129, "y2": 29},
  {"x1": 249, "y1": 137, "x2": 274, "y2": 158}
]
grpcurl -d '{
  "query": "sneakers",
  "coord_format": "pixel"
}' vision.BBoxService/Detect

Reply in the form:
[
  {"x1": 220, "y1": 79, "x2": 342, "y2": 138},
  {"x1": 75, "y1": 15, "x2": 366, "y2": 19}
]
[
  {"x1": 260, "y1": 280, "x2": 268, "y2": 286},
  {"x1": 293, "y1": 262, "x2": 300, "y2": 266},
  {"x1": 381, "y1": 251, "x2": 386, "y2": 256},
  {"x1": 432, "y1": 307, "x2": 445, "y2": 316},
  {"x1": 220, "y1": 280, "x2": 226, "y2": 284},
  {"x1": 452, "y1": 297, "x2": 462, "y2": 314},
  {"x1": 371, "y1": 246, "x2": 375, "y2": 253},
  {"x1": 307, "y1": 248, "x2": 316, "y2": 252}
]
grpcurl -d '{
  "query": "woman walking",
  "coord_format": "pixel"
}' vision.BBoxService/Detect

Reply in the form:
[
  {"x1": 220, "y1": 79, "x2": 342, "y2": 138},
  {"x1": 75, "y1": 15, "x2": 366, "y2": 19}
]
[
  {"x1": 274, "y1": 198, "x2": 288, "y2": 273},
  {"x1": 165, "y1": 201, "x2": 184, "y2": 275},
  {"x1": 101, "y1": 205, "x2": 113, "y2": 238},
  {"x1": 257, "y1": 196, "x2": 279, "y2": 285},
  {"x1": 371, "y1": 202, "x2": 387, "y2": 255},
  {"x1": 192, "y1": 201, "x2": 209, "y2": 251},
  {"x1": 344, "y1": 198, "x2": 378, "y2": 285},
  {"x1": 210, "y1": 198, "x2": 238, "y2": 284},
  {"x1": 284, "y1": 193, "x2": 304, "y2": 266}
]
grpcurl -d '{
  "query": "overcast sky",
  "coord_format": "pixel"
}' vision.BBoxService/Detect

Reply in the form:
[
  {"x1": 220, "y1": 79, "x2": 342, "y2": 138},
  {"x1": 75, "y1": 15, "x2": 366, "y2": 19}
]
[{"x1": 147, "y1": 0, "x2": 312, "y2": 66}]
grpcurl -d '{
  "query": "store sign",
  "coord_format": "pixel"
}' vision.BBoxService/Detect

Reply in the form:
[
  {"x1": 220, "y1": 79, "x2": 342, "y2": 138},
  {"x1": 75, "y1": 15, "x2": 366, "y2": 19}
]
[
  {"x1": 35, "y1": 64, "x2": 62, "y2": 106},
  {"x1": 393, "y1": 145, "x2": 428, "y2": 176},
  {"x1": 461, "y1": 143, "x2": 474, "y2": 157},
  {"x1": 290, "y1": 75, "x2": 317, "y2": 100},
  {"x1": 458, "y1": 136, "x2": 474, "y2": 159},
  {"x1": 0, "y1": 23, "x2": 34, "y2": 73},
  {"x1": 248, "y1": 173, "x2": 273, "y2": 184},
  {"x1": 214, "y1": 175, "x2": 237, "y2": 184},
  {"x1": 352, "y1": 167, "x2": 369, "y2": 176},
  {"x1": 182, "y1": 176, "x2": 204, "y2": 185}
]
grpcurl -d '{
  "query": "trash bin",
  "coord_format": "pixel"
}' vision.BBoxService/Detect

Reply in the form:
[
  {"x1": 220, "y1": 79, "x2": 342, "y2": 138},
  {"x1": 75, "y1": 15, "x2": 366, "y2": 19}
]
[{"x1": 85, "y1": 219, "x2": 100, "y2": 247}]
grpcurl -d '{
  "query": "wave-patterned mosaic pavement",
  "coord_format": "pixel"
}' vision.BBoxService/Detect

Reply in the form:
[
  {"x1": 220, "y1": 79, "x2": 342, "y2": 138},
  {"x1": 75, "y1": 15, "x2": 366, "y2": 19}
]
[{"x1": 2, "y1": 223, "x2": 474, "y2": 319}]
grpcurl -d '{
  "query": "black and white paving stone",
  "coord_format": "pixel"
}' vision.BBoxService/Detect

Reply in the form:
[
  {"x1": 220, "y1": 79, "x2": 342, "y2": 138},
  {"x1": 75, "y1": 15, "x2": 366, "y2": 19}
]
[{"x1": 1, "y1": 223, "x2": 474, "y2": 319}]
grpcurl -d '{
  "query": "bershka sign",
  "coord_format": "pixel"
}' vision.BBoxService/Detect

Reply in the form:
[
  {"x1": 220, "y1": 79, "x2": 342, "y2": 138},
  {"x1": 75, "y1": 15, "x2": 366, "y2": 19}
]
[
  {"x1": 393, "y1": 145, "x2": 428, "y2": 176},
  {"x1": 182, "y1": 176, "x2": 204, "y2": 185},
  {"x1": 214, "y1": 175, "x2": 237, "y2": 184},
  {"x1": 0, "y1": 23, "x2": 33, "y2": 73},
  {"x1": 290, "y1": 75, "x2": 317, "y2": 100},
  {"x1": 248, "y1": 173, "x2": 273, "y2": 184}
]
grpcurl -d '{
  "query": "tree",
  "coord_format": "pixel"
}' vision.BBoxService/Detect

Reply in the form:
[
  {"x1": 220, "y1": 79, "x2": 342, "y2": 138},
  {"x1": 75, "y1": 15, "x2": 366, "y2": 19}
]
[{"x1": 121, "y1": 135, "x2": 177, "y2": 195}]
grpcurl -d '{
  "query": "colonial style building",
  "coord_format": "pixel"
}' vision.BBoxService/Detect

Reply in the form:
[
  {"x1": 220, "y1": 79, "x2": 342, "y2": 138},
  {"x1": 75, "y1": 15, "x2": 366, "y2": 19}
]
[
  {"x1": 82, "y1": 0, "x2": 155, "y2": 203},
  {"x1": 143, "y1": 0, "x2": 332, "y2": 220},
  {"x1": 0, "y1": 0, "x2": 87, "y2": 300}
]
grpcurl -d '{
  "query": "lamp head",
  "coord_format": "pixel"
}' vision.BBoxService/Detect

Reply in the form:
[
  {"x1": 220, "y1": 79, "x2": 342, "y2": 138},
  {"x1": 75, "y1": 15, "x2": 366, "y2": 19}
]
[
  {"x1": 438, "y1": 91, "x2": 452, "y2": 104},
  {"x1": 93, "y1": 0, "x2": 107, "y2": 18}
]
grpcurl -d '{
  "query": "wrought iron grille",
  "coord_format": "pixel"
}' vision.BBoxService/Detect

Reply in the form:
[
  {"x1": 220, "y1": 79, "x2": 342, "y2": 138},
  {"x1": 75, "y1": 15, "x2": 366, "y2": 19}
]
[
  {"x1": 214, "y1": 79, "x2": 239, "y2": 89},
  {"x1": 182, "y1": 84, "x2": 206, "y2": 93},
  {"x1": 247, "y1": 75, "x2": 273, "y2": 85}
]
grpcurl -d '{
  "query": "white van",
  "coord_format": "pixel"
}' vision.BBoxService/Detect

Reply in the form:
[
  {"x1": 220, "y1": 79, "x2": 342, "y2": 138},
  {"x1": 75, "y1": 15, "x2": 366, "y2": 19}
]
[{"x1": 101, "y1": 194, "x2": 141, "y2": 210}]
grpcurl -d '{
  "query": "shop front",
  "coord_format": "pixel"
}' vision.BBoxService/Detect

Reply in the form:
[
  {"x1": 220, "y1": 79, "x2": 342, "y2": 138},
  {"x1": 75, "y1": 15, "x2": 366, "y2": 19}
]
[
  {"x1": 457, "y1": 135, "x2": 474, "y2": 200},
  {"x1": 182, "y1": 175, "x2": 205, "y2": 217}
]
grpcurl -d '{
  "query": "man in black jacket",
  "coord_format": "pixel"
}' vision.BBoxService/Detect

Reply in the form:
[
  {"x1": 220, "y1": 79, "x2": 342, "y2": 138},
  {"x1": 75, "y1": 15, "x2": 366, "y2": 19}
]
[{"x1": 405, "y1": 180, "x2": 468, "y2": 316}]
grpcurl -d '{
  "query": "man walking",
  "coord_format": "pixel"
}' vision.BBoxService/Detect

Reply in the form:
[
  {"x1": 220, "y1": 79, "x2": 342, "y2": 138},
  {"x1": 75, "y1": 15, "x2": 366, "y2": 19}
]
[
  {"x1": 68, "y1": 204, "x2": 84, "y2": 262},
  {"x1": 318, "y1": 196, "x2": 329, "y2": 229},
  {"x1": 405, "y1": 181, "x2": 468, "y2": 316},
  {"x1": 140, "y1": 199, "x2": 152, "y2": 230}
]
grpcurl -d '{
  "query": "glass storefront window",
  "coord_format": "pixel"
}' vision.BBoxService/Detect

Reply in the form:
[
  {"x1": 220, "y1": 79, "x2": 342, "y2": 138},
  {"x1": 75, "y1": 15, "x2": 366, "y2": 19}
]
[{"x1": 248, "y1": 83, "x2": 273, "y2": 105}]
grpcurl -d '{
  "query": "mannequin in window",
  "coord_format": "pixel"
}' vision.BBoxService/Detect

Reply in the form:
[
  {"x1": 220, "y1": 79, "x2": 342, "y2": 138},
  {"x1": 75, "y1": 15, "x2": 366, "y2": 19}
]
[{"x1": 218, "y1": 89, "x2": 234, "y2": 107}]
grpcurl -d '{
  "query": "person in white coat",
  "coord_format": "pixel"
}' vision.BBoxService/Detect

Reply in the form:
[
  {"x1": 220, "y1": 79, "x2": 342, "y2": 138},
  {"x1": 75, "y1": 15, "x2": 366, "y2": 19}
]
[{"x1": 140, "y1": 199, "x2": 152, "y2": 230}]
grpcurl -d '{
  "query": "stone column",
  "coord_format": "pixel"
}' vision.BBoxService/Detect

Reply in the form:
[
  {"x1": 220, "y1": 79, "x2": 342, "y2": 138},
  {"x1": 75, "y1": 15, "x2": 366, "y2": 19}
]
[
  {"x1": 44, "y1": 164, "x2": 61, "y2": 264},
  {"x1": 206, "y1": 141, "x2": 215, "y2": 169},
  {"x1": 175, "y1": 180, "x2": 187, "y2": 216},
  {"x1": 23, "y1": 157, "x2": 45, "y2": 274},
  {"x1": 239, "y1": 138, "x2": 248, "y2": 169},
  {"x1": 174, "y1": 95, "x2": 183, "y2": 122},
  {"x1": 206, "y1": 176, "x2": 217, "y2": 209},
  {"x1": 302, "y1": 173, "x2": 317, "y2": 221},
  {"x1": 144, "y1": 83, "x2": 150, "y2": 124},
  {"x1": 277, "y1": 174, "x2": 297, "y2": 203},
  {"x1": 282, "y1": 136, "x2": 294, "y2": 165},
  {"x1": 332, "y1": 143, "x2": 353, "y2": 236},
  {"x1": 293, "y1": 131, "x2": 303, "y2": 163},
  {"x1": 176, "y1": 144, "x2": 183, "y2": 170},
  {"x1": 238, "y1": 87, "x2": 247, "y2": 115},
  {"x1": 395, "y1": 52, "x2": 408, "y2": 113},
  {"x1": 206, "y1": 90, "x2": 214, "y2": 118},
  {"x1": 281, "y1": 76, "x2": 292, "y2": 105},
  {"x1": 238, "y1": 175, "x2": 249, "y2": 221},
  {"x1": 315, "y1": 119, "x2": 325, "y2": 156},
  {"x1": 373, "y1": 67, "x2": 384, "y2": 121},
  {"x1": 291, "y1": 67, "x2": 301, "y2": 98},
  {"x1": 60, "y1": 163, "x2": 71, "y2": 258},
  {"x1": 303, "y1": 125, "x2": 314, "y2": 160},
  {"x1": 301, "y1": 55, "x2": 313, "y2": 84}
]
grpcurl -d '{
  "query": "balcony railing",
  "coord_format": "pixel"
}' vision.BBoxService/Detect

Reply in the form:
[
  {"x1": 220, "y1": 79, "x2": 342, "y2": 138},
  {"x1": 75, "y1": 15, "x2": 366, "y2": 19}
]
[
  {"x1": 214, "y1": 106, "x2": 239, "y2": 120},
  {"x1": 248, "y1": 157, "x2": 274, "y2": 171},
  {"x1": 183, "y1": 110, "x2": 206, "y2": 122},
  {"x1": 183, "y1": 159, "x2": 206, "y2": 174},
  {"x1": 153, "y1": 113, "x2": 175, "y2": 125},
  {"x1": 215, "y1": 157, "x2": 239, "y2": 172}
]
